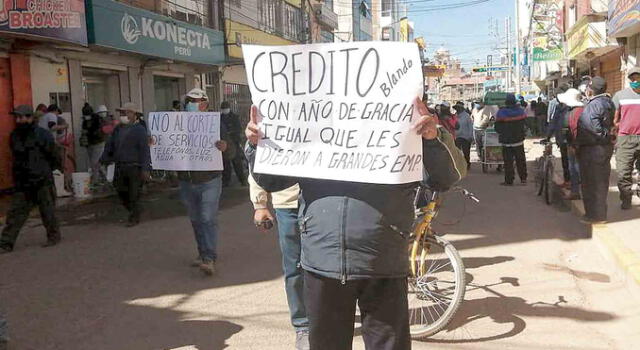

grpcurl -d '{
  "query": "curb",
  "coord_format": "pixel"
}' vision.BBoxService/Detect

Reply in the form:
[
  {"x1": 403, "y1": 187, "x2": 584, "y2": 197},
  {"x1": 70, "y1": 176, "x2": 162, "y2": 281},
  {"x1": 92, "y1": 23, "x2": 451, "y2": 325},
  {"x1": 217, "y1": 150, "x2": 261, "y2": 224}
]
[{"x1": 559, "y1": 184, "x2": 640, "y2": 287}]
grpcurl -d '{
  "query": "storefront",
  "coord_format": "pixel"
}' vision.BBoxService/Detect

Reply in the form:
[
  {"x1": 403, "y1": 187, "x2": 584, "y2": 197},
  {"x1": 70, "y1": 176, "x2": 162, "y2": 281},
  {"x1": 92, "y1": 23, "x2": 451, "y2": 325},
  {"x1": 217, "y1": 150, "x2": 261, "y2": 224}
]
[
  {"x1": 566, "y1": 13, "x2": 621, "y2": 94},
  {"x1": 61, "y1": 0, "x2": 226, "y2": 170},
  {"x1": 0, "y1": 0, "x2": 87, "y2": 190},
  {"x1": 608, "y1": 0, "x2": 640, "y2": 88}
]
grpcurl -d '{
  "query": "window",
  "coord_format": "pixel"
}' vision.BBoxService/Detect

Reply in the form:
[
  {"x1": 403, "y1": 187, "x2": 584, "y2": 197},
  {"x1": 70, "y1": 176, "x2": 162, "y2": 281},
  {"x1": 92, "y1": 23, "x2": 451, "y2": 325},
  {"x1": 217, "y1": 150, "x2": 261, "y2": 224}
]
[
  {"x1": 568, "y1": 5, "x2": 576, "y2": 29},
  {"x1": 258, "y1": 0, "x2": 282, "y2": 35},
  {"x1": 258, "y1": 0, "x2": 302, "y2": 42},
  {"x1": 161, "y1": 0, "x2": 209, "y2": 27},
  {"x1": 381, "y1": 0, "x2": 392, "y2": 17},
  {"x1": 324, "y1": 0, "x2": 333, "y2": 10},
  {"x1": 283, "y1": 2, "x2": 302, "y2": 41},
  {"x1": 320, "y1": 29, "x2": 334, "y2": 43},
  {"x1": 223, "y1": 83, "x2": 252, "y2": 127}
]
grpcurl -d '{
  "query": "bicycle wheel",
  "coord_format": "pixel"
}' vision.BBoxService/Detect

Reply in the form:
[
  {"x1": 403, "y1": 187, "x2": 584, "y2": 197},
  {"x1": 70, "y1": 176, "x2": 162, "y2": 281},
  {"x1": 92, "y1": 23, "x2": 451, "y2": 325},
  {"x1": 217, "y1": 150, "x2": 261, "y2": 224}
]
[
  {"x1": 544, "y1": 160, "x2": 554, "y2": 205},
  {"x1": 408, "y1": 235, "x2": 466, "y2": 339}
]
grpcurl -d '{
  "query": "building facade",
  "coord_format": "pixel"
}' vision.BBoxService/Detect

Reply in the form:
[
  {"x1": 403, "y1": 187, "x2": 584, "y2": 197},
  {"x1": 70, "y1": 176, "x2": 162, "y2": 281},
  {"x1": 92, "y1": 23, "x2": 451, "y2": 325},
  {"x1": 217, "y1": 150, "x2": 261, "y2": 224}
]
[{"x1": 335, "y1": 0, "x2": 373, "y2": 42}]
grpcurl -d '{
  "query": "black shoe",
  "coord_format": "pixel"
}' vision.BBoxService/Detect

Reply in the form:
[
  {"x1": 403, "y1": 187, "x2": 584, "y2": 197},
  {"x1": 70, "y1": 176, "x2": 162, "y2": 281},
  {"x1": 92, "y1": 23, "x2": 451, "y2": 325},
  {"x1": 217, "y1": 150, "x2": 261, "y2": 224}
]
[
  {"x1": 0, "y1": 244, "x2": 12, "y2": 254},
  {"x1": 500, "y1": 182, "x2": 513, "y2": 186},
  {"x1": 42, "y1": 239, "x2": 60, "y2": 248}
]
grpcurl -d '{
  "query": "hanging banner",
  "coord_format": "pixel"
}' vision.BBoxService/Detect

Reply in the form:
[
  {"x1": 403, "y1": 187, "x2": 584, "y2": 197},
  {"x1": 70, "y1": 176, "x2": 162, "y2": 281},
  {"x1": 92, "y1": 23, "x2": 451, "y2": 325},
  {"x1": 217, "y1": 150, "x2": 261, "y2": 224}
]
[
  {"x1": 148, "y1": 112, "x2": 223, "y2": 171},
  {"x1": 243, "y1": 42, "x2": 424, "y2": 184},
  {"x1": 0, "y1": 0, "x2": 87, "y2": 45}
]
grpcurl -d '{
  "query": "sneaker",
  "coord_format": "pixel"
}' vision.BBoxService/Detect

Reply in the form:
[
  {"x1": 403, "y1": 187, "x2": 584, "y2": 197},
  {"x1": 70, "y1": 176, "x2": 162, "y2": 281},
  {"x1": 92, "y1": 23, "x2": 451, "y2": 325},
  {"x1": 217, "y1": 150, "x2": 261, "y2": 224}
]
[
  {"x1": 199, "y1": 260, "x2": 216, "y2": 276},
  {"x1": 0, "y1": 244, "x2": 12, "y2": 254},
  {"x1": 580, "y1": 217, "x2": 607, "y2": 225},
  {"x1": 295, "y1": 330, "x2": 310, "y2": 350},
  {"x1": 191, "y1": 257, "x2": 202, "y2": 267}
]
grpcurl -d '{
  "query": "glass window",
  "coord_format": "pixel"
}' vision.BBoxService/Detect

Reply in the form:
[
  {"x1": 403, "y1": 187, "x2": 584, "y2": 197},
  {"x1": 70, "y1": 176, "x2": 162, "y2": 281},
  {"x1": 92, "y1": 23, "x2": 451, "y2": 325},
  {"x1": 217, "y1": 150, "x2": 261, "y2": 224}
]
[
  {"x1": 161, "y1": 0, "x2": 210, "y2": 27},
  {"x1": 320, "y1": 29, "x2": 334, "y2": 43},
  {"x1": 381, "y1": 0, "x2": 391, "y2": 17}
]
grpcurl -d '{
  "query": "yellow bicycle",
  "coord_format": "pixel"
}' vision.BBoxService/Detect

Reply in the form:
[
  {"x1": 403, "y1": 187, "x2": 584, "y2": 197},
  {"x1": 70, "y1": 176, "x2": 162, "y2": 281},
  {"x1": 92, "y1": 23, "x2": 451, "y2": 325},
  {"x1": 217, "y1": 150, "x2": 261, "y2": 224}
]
[{"x1": 407, "y1": 186, "x2": 478, "y2": 339}]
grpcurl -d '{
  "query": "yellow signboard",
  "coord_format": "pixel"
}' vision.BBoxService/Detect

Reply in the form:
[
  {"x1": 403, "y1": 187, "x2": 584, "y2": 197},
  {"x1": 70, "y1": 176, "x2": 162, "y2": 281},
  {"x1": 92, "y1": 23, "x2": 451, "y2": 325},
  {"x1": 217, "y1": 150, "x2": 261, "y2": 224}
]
[{"x1": 225, "y1": 20, "x2": 297, "y2": 59}]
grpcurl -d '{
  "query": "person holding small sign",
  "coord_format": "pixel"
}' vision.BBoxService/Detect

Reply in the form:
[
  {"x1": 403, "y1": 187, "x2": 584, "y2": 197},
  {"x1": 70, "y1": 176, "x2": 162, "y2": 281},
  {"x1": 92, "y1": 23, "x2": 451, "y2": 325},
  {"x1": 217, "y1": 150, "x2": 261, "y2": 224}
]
[
  {"x1": 245, "y1": 97, "x2": 466, "y2": 350},
  {"x1": 178, "y1": 88, "x2": 229, "y2": 276}
]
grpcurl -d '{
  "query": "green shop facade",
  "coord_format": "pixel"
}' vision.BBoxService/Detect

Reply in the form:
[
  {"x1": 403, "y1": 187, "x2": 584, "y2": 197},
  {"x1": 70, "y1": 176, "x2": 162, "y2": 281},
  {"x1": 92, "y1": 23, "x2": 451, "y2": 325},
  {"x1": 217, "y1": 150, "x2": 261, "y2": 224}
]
[{"x1": 64, "y1": 0, "x2": 225, "y2": 170}]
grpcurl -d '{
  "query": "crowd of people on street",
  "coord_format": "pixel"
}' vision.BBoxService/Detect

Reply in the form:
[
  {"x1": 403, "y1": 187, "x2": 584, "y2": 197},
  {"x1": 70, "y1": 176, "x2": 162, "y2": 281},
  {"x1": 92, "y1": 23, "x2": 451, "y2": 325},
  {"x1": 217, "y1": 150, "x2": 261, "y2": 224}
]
[{"x1": 1, "y1": 63, "x2": 639, "y2": 350}]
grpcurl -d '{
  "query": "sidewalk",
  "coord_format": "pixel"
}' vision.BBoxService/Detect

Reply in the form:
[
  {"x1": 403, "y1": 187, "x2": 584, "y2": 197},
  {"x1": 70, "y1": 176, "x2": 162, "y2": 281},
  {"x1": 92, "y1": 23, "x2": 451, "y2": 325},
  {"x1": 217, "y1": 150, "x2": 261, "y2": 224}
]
[{"x1": 553, "y1": 155, "x2": 640, "y2": 287}]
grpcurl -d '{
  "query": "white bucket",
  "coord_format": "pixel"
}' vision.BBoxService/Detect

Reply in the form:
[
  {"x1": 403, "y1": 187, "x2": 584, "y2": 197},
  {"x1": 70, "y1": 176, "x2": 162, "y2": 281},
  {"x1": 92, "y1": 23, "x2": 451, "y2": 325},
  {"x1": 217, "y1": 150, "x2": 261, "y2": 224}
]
[{"x1": 71, "y1": 172, "x2": 91, "y2": 199}]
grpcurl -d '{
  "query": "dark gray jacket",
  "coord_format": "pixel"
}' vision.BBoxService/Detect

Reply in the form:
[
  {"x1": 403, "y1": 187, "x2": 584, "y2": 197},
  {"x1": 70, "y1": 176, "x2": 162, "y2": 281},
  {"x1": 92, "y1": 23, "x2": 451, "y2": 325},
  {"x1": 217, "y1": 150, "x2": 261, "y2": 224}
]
[
  {"x1": 247, "y1": 127, "x2": 466, "y2": 281},
  {"x1": 575, "y1": 94, "x2": 614, "y2": 146}
]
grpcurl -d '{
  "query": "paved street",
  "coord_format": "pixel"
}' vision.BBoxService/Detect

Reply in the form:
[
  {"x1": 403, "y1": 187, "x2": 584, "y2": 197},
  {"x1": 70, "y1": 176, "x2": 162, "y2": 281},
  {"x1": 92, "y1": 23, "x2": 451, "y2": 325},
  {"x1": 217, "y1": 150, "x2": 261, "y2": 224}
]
[{"x1": 1, "y1": 148, "x2": 640, "y2": 350}]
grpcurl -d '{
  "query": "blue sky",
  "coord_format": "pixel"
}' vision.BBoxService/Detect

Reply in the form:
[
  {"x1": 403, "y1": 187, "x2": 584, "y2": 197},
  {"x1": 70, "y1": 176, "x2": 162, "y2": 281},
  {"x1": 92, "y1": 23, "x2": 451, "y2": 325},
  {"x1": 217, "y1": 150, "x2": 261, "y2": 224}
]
[{"x1": 409, "y1": 0, "x2": 515, "y2": 70}]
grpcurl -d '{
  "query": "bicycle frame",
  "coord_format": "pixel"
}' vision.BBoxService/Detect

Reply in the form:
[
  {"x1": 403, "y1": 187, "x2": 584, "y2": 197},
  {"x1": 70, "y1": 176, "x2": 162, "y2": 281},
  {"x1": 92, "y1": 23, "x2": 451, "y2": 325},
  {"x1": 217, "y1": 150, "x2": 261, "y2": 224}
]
[{"x1": 409, "y1": 190, "x2": 442, "y2": 277}]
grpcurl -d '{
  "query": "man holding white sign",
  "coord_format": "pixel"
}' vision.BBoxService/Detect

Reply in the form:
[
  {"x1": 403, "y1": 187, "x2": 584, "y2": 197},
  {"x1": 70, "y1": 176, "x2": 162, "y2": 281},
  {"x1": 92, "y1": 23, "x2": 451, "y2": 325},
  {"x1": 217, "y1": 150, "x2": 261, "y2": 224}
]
[
  {"x1": 243, "y1": 42, "x2": 466, "y2": 350},
  {"x1": 149, "y1": 88, "x2": 228, "y2": 276}
]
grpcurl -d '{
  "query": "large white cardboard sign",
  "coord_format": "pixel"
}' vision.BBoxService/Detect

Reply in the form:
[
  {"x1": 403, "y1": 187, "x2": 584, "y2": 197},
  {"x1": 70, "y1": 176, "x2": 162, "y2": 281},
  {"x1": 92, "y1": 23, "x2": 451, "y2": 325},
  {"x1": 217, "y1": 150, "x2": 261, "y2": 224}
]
[
  {"x1": 149, "y1": 112, "x2": 223, "y2": 171},
  {"x1": 243, "y1": 42, "x2": 424, "y2": 184}
]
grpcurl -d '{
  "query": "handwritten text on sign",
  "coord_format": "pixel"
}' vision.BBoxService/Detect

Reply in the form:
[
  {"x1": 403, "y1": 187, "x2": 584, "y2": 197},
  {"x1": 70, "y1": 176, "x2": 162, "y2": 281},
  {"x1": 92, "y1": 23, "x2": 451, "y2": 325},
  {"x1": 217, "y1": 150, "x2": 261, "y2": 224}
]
[
  {"x1": 243, "y1": 42, "x2": 424, "y2": 184},
  {"x1": 149, "y1": 112, "x2": 223, "y2": 171}
]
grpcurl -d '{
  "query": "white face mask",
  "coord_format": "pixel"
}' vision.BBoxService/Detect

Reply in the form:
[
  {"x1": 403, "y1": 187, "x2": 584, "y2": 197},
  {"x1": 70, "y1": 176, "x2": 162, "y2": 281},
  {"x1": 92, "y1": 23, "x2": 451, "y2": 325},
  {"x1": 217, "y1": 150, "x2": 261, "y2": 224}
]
[
  {"x1": 119, "y1": 116, "x2": 130, "y2": 124},
  {"x1": 186, "y1": 102, "x2": 200, "y2": 112},
  {"x1": 221, "y1": 108, "x2": 231, "y2": 114}
]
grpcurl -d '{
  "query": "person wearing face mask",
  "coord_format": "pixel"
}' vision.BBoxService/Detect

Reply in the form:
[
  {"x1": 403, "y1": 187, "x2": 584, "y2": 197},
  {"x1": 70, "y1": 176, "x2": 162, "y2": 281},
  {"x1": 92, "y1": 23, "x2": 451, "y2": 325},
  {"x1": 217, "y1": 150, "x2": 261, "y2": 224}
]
[
  {"x1": 0, "y1": 105, "x2": 62, "y2": 254},
  {"x1": 179, "y1": 88, "x2": 229, "y2": 276},
  {"x1": 613, "y1": 67, "x2": 640, "y2": 210},
  {"x1": 220, "y1": 101, "x2": 247, "y2": 187},
  {"x1": 100, "y1": 102, "x2": 151, "y2": 227},
  {"x1": 575, "y1": 77, "x2": 615, "y2": 223}
]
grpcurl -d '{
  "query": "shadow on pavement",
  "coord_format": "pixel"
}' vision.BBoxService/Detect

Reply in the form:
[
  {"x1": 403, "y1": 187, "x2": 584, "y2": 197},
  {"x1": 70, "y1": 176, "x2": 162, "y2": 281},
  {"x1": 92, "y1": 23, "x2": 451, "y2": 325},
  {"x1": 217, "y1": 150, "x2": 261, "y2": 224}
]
[
  {"x1": 0, "y1": 185, "x2": 283, "y2": 349},
  {"x1": 421, "y1": 275, "x2": 616, "y2": 344}
]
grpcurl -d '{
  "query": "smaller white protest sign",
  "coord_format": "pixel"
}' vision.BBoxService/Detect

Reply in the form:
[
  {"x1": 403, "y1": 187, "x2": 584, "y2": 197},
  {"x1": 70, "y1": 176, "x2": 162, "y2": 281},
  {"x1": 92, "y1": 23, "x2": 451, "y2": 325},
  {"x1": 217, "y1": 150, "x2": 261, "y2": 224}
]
[{"x1": 148, "y1": 112, "x2": 223, "y2": 171}]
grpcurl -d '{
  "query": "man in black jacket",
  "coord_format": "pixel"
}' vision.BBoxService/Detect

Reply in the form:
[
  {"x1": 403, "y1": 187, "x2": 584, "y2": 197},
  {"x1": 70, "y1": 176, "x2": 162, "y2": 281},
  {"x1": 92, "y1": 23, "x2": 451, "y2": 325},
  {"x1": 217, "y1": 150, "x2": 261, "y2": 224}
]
[
  {"x1": 575, "y1": 77, "x2": 615, "y2": 224},
  {"x1": 220, "y1": 101, "x2": 247, "y2": 187},
  {"x1": 495, "y1": 94, "x2": 528, "y2": 186},
  {"x1": 245, "y1": 97, "x2": 466, "y2": 350},
  {"x1": 0, "y1": 105, "x2": 62, "y2": 253},
  {"x1": 100, "y1": 102, "x2": 151, "y2": 227}
]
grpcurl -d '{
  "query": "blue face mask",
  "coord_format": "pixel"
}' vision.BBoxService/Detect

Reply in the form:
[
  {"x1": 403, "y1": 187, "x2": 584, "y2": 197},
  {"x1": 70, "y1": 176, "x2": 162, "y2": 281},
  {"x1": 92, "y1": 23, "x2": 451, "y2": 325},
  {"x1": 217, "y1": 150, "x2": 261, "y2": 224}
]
[
  {"x1": 631, "y1": 81, "x2": 640, "y2": 90},
  {"x1": 186, "y1": 102, "x2": 199, "y2": 112}
]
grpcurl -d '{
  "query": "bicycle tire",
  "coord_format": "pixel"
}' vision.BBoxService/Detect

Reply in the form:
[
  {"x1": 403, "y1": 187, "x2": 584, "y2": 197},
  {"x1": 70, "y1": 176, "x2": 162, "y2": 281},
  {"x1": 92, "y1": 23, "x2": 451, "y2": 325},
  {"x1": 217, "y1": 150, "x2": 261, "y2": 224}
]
[
  {"x1": 408, "y1": 235, "x2": 466, "y2": 339},
  {"x1": 544, "y1": 161, "x2": 554, "y2": 205},
  {"x1": 535, "y1": 158, "x2": 544, "y2": 196}
]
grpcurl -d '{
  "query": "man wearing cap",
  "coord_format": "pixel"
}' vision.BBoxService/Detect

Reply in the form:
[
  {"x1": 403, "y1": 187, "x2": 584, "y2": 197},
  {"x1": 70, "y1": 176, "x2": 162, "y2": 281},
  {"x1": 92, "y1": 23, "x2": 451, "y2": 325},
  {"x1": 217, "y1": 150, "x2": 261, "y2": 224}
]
[
  {"x1": 180, "y1": 88, "x2": 229, "y2": 276},
  {"x1": 613, "y1": 67, "x2": 640, "y2": 210},
  {"x1": 575, "y1": 77, "x2": 615, "y2": 223},
  {"x1": 495, "y1": 94, "x2": 528, "y2": 186},
  {"x1": 0, "y1": 105, "x2": 62, "y2": 253},
  {"x1": 100, "y1": 102, "x2": 151, "y2": 227},
  {"x1": 220, "y1": 101, "x2": 247, "y2": 187}
]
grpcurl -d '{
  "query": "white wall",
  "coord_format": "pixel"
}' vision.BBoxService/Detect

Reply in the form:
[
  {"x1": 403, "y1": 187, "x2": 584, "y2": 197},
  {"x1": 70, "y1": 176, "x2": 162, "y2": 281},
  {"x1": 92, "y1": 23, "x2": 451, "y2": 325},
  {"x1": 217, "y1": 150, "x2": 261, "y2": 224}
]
[
  {"x1": 30, "y1": 55, "x2": 70, "y2": 109},
  {"x1": 222, "y1": 65, "x2": 248, "y2": 85}
]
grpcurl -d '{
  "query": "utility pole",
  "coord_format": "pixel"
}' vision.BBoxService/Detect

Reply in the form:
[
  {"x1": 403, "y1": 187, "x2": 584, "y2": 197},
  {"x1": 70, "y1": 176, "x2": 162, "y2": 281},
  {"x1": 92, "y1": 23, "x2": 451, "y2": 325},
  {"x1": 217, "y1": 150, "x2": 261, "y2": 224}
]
[
  {"x1": 515, "y1": 0, "x2": 522, "y2": 96},
  {"x1": 301, "y1": 0, "x2": 308, "y2": 43},
  {"x1": 505, "y1": 16, "x2": 511, "y2": 92}
]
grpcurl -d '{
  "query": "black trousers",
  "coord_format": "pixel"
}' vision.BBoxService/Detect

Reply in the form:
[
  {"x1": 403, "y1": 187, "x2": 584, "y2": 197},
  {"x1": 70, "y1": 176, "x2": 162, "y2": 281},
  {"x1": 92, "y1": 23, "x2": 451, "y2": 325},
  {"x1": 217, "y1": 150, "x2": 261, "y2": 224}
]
[
  {"x1": 114, "y1": 164, "x2": 143, "y2": 222},
  {"x1": 455, "y1": 138, "x2": 472, "y2": 168},
  {"x1": 578, "y1": 144, "x2": 613, "y2": 221},
  {"x1": 558, "y1": 142, "x2": 571, "y2": 183},
  {"x1": 0, "y1": 184, "x2": 60, "y2": 249},
  {"x1": 304, "y1": 271, "x2": 411, "y2": 350},
  {"x1": 222, "y1": 149, "x2": 246, "y2": 185},
  {"x1": 502, "y1": 145, "x2": 527, "y2": 184}
]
